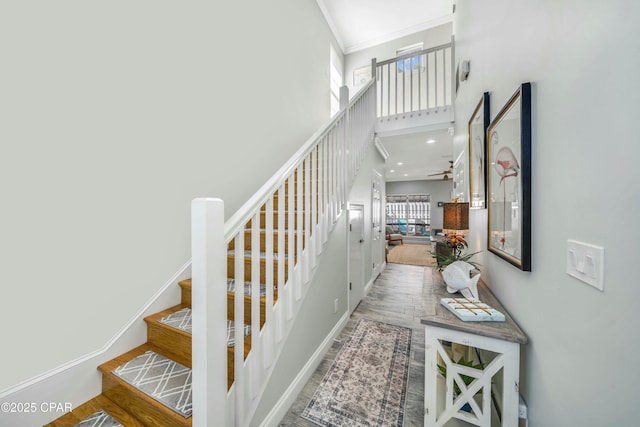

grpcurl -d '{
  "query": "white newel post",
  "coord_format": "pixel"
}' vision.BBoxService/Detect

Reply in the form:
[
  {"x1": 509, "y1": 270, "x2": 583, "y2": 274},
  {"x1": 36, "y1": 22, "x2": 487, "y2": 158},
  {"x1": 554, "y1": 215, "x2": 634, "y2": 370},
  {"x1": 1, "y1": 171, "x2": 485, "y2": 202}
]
[{"x1": 191, "y1": 198, "x2": 227, "y2": 427}]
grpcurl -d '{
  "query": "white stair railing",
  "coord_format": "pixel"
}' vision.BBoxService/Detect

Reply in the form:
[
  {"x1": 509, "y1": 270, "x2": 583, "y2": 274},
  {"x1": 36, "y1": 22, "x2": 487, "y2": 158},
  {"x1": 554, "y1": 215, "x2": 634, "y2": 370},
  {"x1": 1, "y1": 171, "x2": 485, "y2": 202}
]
[{"x1": 192, "y1": 79, "x2": 376, "y2": 427}]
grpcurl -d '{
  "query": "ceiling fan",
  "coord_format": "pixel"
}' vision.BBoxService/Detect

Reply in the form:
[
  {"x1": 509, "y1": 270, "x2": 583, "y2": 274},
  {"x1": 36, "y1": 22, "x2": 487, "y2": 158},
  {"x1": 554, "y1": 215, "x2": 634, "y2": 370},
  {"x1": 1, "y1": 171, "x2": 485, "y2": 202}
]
[{"x1": 428, "y1": 160, "x2": 453, "y2": 180}]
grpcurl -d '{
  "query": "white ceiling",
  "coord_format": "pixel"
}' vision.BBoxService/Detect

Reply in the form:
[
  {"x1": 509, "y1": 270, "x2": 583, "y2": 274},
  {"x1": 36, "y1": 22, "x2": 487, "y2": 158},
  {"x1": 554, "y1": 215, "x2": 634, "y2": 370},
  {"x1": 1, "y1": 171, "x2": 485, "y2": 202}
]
[
  {"x1": 317, "y1": 0, "x2": 453, "y2": 54},
  {"x1": 317, "y1": 0, "x2": 455, "y2": 182},
  {"x1": 380, "y1": 127, "x2": 454, "y2": 182}
]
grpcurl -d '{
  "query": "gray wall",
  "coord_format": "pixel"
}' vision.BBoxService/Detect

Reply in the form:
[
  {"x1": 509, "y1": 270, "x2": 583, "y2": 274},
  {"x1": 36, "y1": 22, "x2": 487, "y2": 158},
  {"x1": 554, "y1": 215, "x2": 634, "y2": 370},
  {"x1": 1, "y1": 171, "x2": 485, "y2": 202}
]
[
  {"x1": 453, "y1": 1, "x2": 640, "y2": 425},
  {"x1": 349, "y1": 147, "x2": 387, "y2": 286},
  {"x1": 1, "y1": 1, "x2": 342, "y2": 391},
  {"x1": 385, "y1": 179, "x2": 452, "y2": 229}
]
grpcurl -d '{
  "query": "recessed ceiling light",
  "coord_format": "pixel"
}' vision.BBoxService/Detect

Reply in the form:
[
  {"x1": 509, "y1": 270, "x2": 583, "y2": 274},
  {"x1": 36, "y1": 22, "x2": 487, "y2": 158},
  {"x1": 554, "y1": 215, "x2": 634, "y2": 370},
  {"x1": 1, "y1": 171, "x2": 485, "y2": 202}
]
[
  {"x1": 404, "y1": 173, "x2": 408, "y2": 177},
  {"x1": 426, "y1": 139, "x2": 436, "y2": 144},
  {"x1": 390, "y1": 169, "x2": 395, "y2": 173},
  {"x1": 397, "y1": 162, "x2": 404, "y2": 166}
]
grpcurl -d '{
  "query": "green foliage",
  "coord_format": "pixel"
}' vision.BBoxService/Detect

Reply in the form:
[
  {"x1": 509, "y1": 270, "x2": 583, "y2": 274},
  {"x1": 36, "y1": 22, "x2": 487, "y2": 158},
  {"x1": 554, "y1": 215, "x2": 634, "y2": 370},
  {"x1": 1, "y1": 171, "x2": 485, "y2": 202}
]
[
  {"x1": 437, "y1": 357, "x2": 485, "y2": 395},
  {"x1": 434, "y1": 250, "x2": 481, "y2": 271}
]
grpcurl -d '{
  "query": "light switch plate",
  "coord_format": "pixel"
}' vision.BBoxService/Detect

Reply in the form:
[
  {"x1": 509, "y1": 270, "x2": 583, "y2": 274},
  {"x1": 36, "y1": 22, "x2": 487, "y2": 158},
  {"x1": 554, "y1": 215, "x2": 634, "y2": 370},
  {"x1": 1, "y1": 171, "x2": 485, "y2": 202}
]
[{"x1": 566, "y1": 240, "x2": 604, "y2": 291}]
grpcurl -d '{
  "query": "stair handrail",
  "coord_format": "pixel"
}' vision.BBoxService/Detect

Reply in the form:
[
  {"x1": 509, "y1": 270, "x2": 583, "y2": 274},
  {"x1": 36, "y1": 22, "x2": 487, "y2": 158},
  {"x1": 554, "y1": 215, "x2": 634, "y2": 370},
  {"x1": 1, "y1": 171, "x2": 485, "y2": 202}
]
[
  {"x1": 224, "y1": 79, "x2": 376, "y2": 242},
  {"x1": 192, "y1": 77, "x2": 376, "y2": 427}
]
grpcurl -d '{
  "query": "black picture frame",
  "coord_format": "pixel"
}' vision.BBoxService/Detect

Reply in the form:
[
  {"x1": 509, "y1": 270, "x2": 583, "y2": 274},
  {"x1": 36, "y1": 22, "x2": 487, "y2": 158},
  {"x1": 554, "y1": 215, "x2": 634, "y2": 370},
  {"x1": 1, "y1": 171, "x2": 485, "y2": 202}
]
[
  {"x1": 468, "y1": 92, "x2": 490, "y2": 209},
  {"x1": 487, "y1": 83, "x2": 531, "y2": 271}
]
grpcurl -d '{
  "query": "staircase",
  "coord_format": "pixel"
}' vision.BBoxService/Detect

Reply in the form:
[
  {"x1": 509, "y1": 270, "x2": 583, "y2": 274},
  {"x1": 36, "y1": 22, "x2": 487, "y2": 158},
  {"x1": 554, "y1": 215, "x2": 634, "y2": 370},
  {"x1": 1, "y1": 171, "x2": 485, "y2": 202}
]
[
  {"x1": 46, "y1": 230, "x2": 288, "y2": 426},
  {"x1": 44, "y1": 278, "x2": 193, "y2": 426},
  {"x1": 43, "y1": 79, "x2": 377, "y2": 427},
  {"x1": 43, "y1": 188, "x2": 309, "y2": 427}
]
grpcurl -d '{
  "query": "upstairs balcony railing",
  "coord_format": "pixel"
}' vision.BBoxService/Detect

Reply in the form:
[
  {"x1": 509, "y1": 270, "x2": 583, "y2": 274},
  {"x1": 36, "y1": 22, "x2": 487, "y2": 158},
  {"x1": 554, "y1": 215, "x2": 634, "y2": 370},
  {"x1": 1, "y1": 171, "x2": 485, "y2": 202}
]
[{"x1": 372, "y1": 37, "x2": 454, "y2": 133}]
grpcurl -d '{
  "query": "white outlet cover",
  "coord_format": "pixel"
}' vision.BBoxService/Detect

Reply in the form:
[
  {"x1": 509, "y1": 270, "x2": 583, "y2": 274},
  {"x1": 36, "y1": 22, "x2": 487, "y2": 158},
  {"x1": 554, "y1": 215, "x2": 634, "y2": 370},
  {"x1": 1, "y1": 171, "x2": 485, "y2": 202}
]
[{"x1": 566, "y1": 239, "x2": 604, "y2": 291}]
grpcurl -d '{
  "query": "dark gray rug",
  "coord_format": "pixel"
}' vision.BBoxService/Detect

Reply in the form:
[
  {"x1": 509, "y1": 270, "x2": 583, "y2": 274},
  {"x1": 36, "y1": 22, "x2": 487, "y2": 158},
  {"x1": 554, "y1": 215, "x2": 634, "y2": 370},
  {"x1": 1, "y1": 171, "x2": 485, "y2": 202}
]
[
  {"x1": 159, "y1": 307, "x2": 192, "y2": 334},
  {"x1": 112, "y1": 350, "x2": 192, "y2": 418},
  {"x1": 301, "y1": 319, "x2": 412, "y2": 426},
  {"x1": 74, "y1": 409, "x2": 122, "y2": 427}
]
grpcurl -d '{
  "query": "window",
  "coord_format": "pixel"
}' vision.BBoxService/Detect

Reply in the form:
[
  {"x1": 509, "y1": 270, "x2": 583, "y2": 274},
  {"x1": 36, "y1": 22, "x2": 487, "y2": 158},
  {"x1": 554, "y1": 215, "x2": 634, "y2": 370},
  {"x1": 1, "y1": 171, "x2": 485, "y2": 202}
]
[
  {"x1": 386, "y1": 194, "x2": 431, "y2": 236},
  {"x1": 330, "y1": 45, "x2": 343, "y2": 117},
  {"x1": 396, "y1": 42, "x2": 424, "y2": 73}
]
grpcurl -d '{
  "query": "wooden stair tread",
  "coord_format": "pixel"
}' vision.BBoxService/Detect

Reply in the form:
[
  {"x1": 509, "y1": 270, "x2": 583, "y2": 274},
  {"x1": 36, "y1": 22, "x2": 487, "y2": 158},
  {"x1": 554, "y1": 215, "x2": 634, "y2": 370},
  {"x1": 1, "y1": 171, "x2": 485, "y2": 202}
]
[
  {"x1": 101, "y1": 373, "x2": 191, "y2": 427},
  {"x1": 178, "y1": 279, "x2": 192, "y2": 307},
  {"x1": 98, "y1": 342, "x2": 191, "y2": 373},
  {"x1": 226, "y1": 334, "x2": 252, "y2": 390},
  {"x1": 179, "y1": 279, "x2": 278, "y2": 300},
  {"x1": 99, "y1": 344, "x2": 192, "y2": 427},
  {"x1": 44, "y1": 394, "x2": 146, "y2": 427},
  {"x1": 144, "y1": 303, "x2": 191, "y2": 329},
  {"x1": 145, "y1": 304, "x2": 192, "y2": 364}
]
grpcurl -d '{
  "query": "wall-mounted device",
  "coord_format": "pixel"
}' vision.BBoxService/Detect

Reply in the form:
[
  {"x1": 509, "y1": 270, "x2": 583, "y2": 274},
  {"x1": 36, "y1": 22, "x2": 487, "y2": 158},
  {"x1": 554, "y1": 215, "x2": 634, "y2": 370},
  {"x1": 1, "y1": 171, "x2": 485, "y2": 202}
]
[{"x1": 460, "y1": 60, "x2": 470, "y2": 81}]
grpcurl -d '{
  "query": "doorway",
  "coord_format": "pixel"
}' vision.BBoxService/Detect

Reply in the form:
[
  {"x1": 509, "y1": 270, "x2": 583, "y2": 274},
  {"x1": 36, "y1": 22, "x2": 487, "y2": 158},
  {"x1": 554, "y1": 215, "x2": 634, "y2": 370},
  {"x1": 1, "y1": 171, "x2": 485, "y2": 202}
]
[
  {"x1": 372, "y1": 169, "x2": 384, "y2": 275},
  {"x1": 348, "y1": 204, "x2": 364, "y2": 313}
]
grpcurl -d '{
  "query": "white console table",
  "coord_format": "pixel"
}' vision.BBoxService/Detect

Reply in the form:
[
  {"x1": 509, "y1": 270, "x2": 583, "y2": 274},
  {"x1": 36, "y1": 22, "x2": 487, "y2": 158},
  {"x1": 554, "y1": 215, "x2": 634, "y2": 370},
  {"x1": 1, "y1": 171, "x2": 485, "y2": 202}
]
[{"x1": 421, "y1": 271, "x2": 527, "y2": 427}]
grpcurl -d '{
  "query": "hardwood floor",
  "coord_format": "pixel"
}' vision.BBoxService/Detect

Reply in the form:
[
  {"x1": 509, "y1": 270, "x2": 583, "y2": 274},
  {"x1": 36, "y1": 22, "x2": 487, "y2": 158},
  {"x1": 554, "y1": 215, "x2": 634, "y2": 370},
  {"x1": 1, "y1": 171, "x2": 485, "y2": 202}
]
[{"x1": 279, "y1": 263, "x2": 433, "y2": 426}]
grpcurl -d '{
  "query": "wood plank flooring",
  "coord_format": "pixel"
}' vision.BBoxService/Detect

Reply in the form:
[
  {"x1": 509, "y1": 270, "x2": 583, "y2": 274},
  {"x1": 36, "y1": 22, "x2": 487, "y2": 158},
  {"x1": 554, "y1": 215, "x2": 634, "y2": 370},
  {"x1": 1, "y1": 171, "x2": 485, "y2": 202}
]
[{"x1": 279, "y1": 263, "x2": 434, "y2": 427}]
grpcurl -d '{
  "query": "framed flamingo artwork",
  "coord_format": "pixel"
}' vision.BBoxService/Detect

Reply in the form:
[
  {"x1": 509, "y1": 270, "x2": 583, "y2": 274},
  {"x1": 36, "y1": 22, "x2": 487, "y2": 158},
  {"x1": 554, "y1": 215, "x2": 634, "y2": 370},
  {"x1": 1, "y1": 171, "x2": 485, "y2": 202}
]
[
  {"x1": 487, "y1": 83, "x2": 531, "y2": 271},
  {"x1": 468, "y1": 92, "x2": 490, "y2": 209}
]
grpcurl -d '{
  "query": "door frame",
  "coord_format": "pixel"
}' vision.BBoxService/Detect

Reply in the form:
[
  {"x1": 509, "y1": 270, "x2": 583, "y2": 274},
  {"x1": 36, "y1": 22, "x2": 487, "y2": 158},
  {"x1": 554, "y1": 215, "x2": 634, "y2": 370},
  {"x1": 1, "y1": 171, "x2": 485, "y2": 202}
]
[
  {"x1": 347, "y1": 203, "x2": 365, "y2": 313},
  {"x1": 371, "y1": 168, "x2": 385, "y2": 277}
]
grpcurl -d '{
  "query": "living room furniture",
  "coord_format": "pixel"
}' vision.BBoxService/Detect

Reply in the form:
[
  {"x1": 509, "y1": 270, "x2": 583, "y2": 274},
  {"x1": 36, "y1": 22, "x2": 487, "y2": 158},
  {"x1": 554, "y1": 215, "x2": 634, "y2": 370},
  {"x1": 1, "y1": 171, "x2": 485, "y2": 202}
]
[
  {"x1": 385, "y1": 225, "x2": 403, "y2": 245},
  {"x1": 386, "y1": 194, "x2": 431, "y2": 236},
  {"x1": 421, "y1": 271, "x2": 527, "y2": 426}
]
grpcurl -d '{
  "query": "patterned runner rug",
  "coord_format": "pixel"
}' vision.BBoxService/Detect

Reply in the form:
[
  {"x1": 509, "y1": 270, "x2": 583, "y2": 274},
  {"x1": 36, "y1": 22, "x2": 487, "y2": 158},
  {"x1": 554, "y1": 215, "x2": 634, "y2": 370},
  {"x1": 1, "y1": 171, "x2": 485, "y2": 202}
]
[{"x1": 301, "y1": 319, "x2": 412, "y2": 426}]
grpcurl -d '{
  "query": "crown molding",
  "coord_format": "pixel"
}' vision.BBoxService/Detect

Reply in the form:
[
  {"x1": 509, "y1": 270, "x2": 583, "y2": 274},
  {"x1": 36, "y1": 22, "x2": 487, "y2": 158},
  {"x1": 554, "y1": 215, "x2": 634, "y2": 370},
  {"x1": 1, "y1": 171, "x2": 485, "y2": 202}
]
[{"x1": 344, "y1": 14, "x2": 453, "y2": 54}]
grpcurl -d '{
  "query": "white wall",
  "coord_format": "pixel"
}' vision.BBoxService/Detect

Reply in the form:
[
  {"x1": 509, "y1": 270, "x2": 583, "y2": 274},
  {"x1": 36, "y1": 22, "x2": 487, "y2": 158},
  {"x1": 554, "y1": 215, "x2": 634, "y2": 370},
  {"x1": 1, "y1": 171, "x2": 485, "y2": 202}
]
[
  {"x1": 0, "y1": 0, "x2": 341, "y2": 393},
  {"x1": 453, "y1": 1, "x2": 640, "y2": 425},
  {"x1": 344, "y1": 23, "x2": 452, "y2": 95}
]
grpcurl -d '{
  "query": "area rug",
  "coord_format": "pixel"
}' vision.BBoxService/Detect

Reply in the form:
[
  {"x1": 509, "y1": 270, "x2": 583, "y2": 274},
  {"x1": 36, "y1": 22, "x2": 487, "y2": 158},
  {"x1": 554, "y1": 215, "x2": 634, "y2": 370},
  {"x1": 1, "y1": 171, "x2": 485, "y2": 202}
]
[
  {"x1": 74, "y1": 409, "x2": 122, "y2": 427},
  {"x1": 112, "y1": 350, "x2": 192, "y2": 418},
  {"x1": 301, "y1": 319, "x2": 412, "y2": 426},
  {"x1": 387, "y1": 243, "x2": 437, "y2": 267}
]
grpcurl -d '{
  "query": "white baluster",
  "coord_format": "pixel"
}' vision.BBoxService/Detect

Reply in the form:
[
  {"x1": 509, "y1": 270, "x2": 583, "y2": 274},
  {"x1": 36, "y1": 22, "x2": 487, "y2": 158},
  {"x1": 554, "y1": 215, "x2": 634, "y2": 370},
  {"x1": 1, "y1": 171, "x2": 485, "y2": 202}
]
[
  {"x1": 250, "y1": 213, "x2": 261, "y2": 400},
  {"x1": 296, "y1": 164, "x2": 303, "y2": 299},
  {"x1": 276, "y1": 184, "x2": 285, "y2": 342},
  {"x1": 263, "y1": 196, "x2": 274, "y2": 370},
  {"x1": 233, "y1": 225, "x2": 245, "y2": 427}
]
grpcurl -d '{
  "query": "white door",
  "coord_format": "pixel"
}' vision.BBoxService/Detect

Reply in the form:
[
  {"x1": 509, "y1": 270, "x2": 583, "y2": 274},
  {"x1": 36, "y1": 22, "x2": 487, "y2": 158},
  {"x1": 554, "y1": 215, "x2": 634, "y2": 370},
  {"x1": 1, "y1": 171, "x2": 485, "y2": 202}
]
[
  {"x1": 348, "y1": 204, "x2": 365, "y2": 313},
  {"x1": 372, "y1": 169, "x2": 384, "y2": 275}
]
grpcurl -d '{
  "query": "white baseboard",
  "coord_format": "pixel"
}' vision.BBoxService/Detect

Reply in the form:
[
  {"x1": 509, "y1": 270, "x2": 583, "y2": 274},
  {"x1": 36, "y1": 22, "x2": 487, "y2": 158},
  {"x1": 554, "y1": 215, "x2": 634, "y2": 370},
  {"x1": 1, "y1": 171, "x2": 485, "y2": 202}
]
[
  {"x1": 364, "y1": 277, "x2": 374, "y2": 296},
  {"x1": 258, "y1": 311, "x2": 350, "y2": 427}
]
